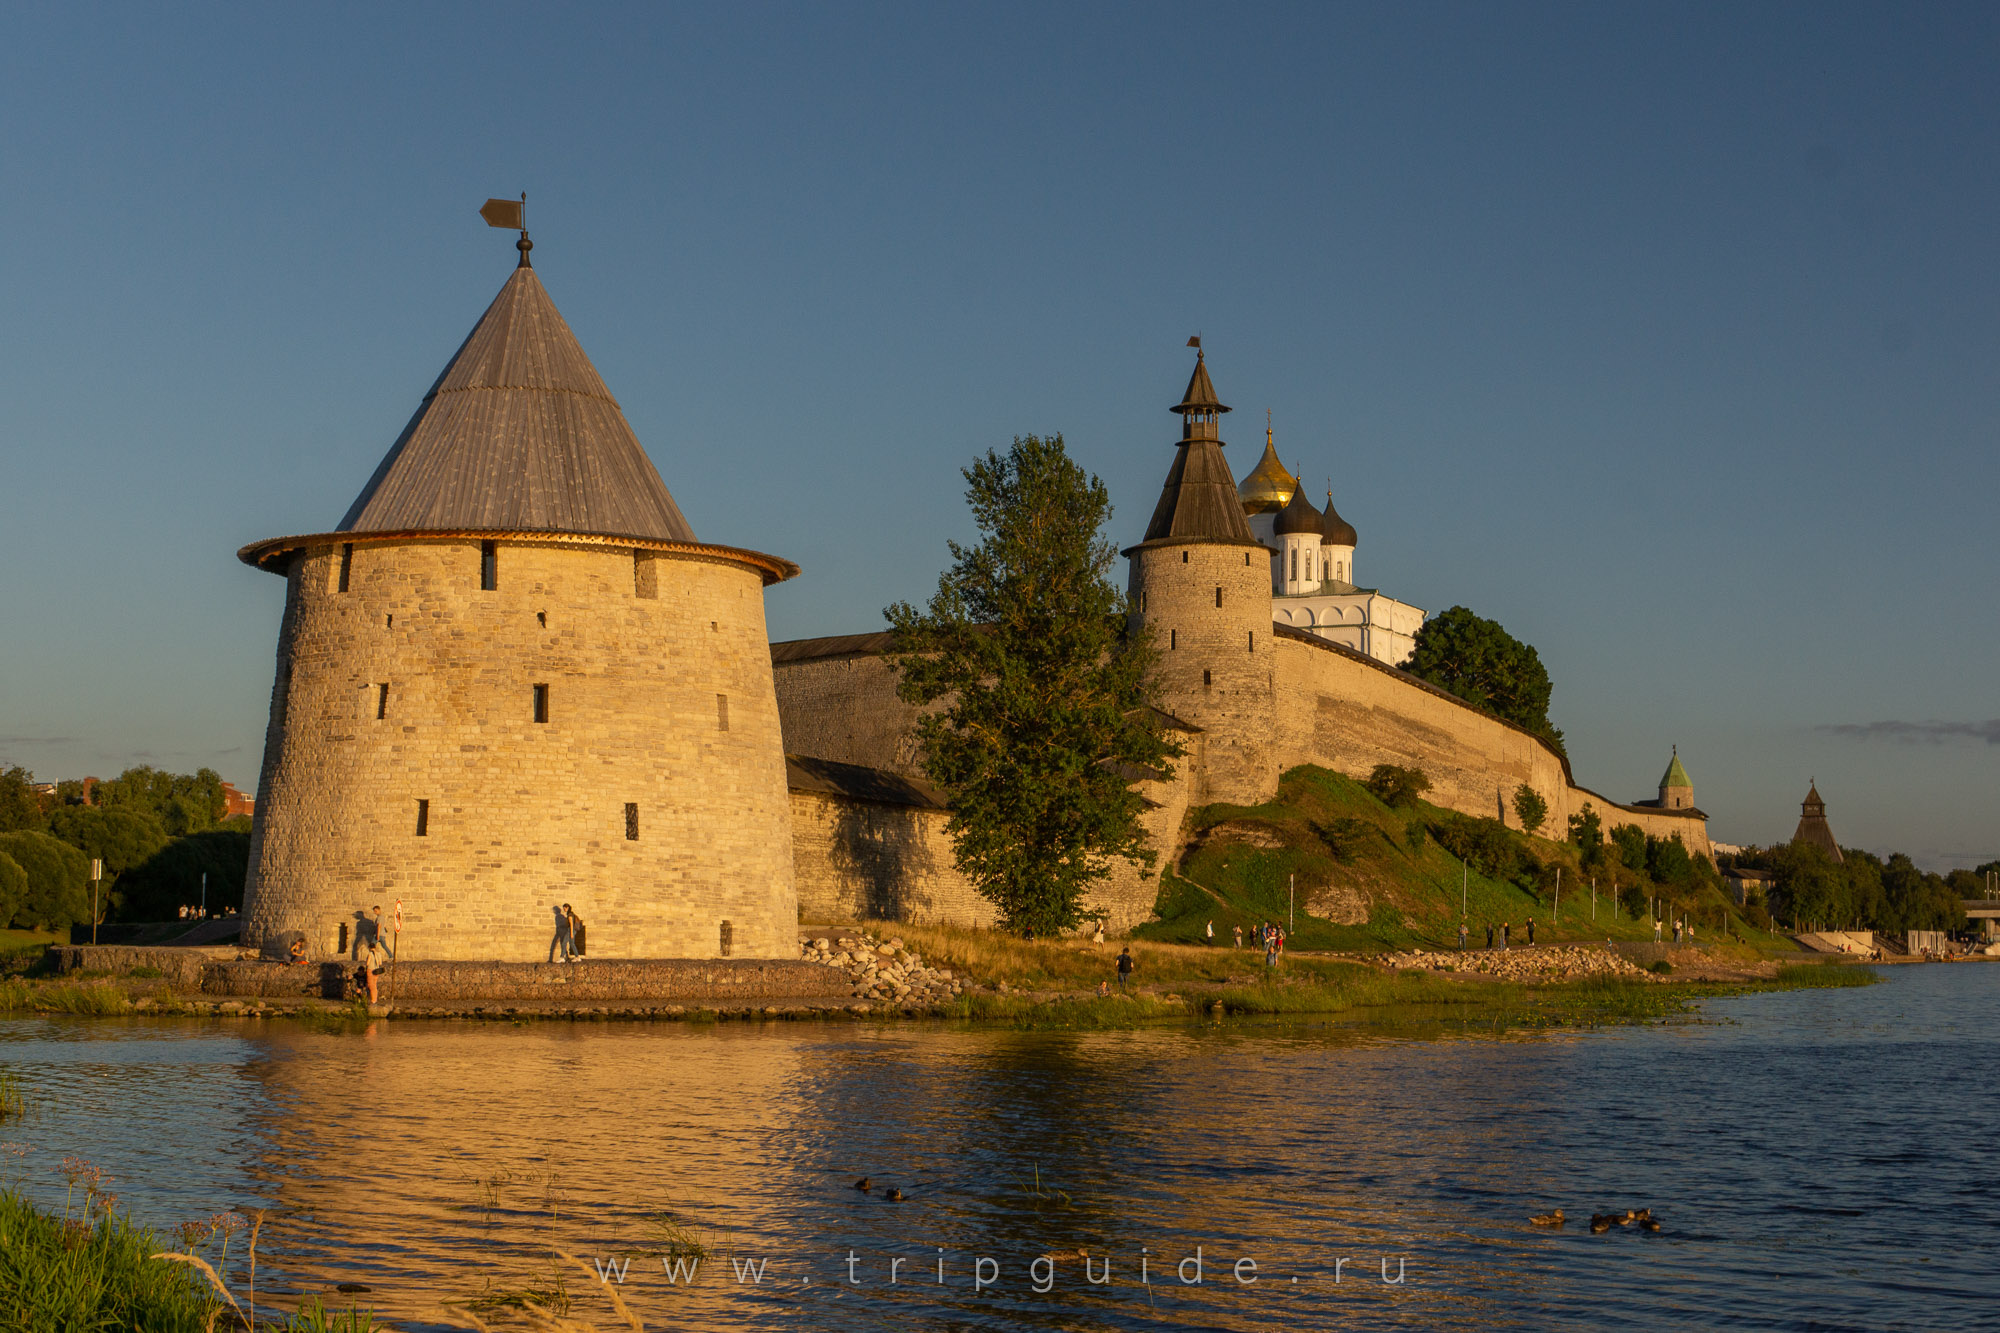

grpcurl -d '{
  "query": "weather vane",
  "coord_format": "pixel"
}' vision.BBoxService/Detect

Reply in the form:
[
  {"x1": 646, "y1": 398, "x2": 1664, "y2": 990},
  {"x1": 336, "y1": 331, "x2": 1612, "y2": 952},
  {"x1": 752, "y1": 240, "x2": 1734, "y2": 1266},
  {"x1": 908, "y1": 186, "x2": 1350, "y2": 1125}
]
[{"x1": 479, "y1": 192, "x2": 531, "y2": 266}]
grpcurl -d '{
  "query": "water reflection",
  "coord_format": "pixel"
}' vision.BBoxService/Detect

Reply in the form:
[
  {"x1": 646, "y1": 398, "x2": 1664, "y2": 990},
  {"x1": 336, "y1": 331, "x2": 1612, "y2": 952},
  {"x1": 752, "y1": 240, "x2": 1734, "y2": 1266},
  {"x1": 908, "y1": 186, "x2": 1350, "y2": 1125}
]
[{"x1": 1, "y1": 963, "x2": 1996, "y2": 1329}]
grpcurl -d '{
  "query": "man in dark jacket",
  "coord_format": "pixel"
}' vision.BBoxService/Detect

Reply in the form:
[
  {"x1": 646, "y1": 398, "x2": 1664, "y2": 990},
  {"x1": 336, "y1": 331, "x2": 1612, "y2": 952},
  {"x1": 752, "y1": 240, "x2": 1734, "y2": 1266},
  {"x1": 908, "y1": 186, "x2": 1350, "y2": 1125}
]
[{"x1": 1116, "y1": 948, "x2": 1134, "y2": 990}]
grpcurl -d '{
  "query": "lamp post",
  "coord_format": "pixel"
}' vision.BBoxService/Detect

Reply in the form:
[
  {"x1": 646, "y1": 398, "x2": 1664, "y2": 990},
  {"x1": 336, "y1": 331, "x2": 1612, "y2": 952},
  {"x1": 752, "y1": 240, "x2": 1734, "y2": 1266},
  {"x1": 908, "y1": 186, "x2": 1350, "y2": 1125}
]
[{"x1": 90, "y1": 859, "x2": 102, "y2": 944}]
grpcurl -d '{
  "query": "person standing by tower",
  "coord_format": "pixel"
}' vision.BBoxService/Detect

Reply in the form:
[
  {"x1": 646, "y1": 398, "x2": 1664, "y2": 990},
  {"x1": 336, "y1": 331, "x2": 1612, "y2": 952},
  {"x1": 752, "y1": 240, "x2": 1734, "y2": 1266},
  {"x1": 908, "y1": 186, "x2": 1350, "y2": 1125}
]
[{"x1": 549, "y1": 903, "x2": 575, "y2": 963}]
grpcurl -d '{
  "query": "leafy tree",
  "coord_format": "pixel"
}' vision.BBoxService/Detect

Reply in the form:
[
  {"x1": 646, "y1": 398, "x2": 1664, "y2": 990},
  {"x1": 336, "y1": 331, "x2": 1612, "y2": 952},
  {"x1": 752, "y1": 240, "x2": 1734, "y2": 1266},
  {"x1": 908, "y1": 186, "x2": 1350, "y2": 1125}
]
[
  {"x1": 1566, "y1": 804, "x2": 1603, "y2": 855},
  {"x1": 0, "y1": 830, "x2": 90, "y2": 931},
  {"x1": 44, "y1": 807, "x2": 170, "y2": 878},
  {"x1": 112, "y1": 829, "x2": 252, "y2": 922},
  {"x1": 0, "y1": 852, "x2": 24, "y2": 925},
  {"x1": 0, "y1": 766, "x2": 42, "y2": 832},
  {"x1": 93, "y1": 766, "x2": 226, "y2": 836},
  {"x1": 1365, "y1": 764, "x2": 1432, "y2": 810},
  {"x1": 1431, "y1": 814, "x2": 1527, "y2": 883},
  {"x1": 885, "y1": 434, "x2": 1180, "y2": 935},
  {"x1": 1511, "y1": 783, "x2": 1547, "y2": 834},
  {"x1": 1769, "y1": 842, "x2": 1847, "y2": 930},
  {"x1": 1405, "y1": 606, "x2": 1565, "y2": 753}
]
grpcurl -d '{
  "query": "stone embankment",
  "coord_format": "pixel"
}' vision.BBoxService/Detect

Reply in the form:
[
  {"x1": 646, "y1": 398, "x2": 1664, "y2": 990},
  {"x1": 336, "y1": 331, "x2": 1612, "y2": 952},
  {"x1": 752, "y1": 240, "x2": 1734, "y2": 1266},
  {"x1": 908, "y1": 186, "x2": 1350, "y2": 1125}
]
[
  {"x1": 1382, "y1": 945, "x2": 1652, "y2": 982},
  {"x1": 800, "y1": 931, "x2": 968, "y2": 1005}
]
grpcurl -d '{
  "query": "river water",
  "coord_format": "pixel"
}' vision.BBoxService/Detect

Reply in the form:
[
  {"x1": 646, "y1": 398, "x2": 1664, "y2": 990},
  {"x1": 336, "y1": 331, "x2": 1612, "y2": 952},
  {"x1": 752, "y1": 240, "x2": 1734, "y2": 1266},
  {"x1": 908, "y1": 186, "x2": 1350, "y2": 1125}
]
[{"x1": 1, "y1": 962, "x2": 1994, "y2": 1330}]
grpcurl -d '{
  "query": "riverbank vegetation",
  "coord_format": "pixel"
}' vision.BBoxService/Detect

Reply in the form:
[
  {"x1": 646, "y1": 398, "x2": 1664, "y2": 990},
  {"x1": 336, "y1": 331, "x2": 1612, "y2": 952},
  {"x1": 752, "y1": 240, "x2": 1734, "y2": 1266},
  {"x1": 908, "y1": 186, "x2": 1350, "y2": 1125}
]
[
  {"x1": 1724, "y1": 840, "x2": 1985, "y2": 936},
  {"x1": 0, "y1": 1185, "x2": 374, "y2": 1331}
]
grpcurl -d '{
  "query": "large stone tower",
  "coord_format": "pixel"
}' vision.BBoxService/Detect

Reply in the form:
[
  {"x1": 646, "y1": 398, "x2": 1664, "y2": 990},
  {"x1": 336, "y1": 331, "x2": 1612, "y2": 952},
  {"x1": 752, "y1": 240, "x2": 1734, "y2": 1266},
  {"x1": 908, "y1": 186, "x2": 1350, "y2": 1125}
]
[
  {"x1": 1124, "y1": 349, "x2": 1277, "y2": 805},
  {"x1": 238, "y1": 240, "x2": 801, "y2": 962}
]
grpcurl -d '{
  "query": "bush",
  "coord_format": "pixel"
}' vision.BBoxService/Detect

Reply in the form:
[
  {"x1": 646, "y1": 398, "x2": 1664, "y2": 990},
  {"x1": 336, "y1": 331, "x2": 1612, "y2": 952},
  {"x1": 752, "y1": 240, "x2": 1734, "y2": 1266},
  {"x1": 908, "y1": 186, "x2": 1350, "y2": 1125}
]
[
  {"x1": 1364, "y1": 765, "x2": 1431, "y2": 810},
  {"x1": 1512, "y1": 783, "x2": 1548, "y2": 835},
  {"x1": 1311, "y1": 818, "x2": 1373, "y2": 865},
  {"x1": 0, "y1": 831, "x2": 90, "y2": 931},
  {"x1": 1431, "y1": 815, "x2": 1526, "y2": 883},
  {"x1": 1648, "y1": 960, "x2": 1673, "y2": 974},
  {"x1": 0, "y1": 853, "x2": 24, "y2": 927},
  {"x1": 1405, "y1": 818, "x2": 1427, "y2": 853}
]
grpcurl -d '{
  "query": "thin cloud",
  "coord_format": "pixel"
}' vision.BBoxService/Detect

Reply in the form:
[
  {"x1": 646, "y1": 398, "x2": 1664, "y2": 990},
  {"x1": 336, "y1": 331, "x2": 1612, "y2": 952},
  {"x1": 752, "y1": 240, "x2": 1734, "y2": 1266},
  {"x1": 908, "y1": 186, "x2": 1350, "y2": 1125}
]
[{"x1": 1821, "y1": 719, "x2": 2000, "y2": 745}]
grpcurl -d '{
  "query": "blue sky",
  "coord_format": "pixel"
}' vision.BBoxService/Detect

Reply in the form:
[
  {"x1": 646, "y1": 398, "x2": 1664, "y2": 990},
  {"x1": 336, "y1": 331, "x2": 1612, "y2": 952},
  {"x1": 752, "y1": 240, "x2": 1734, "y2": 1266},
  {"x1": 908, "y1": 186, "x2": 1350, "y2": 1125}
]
[{"x1": 1, "y1": 3, "x2": 1994, "y2": 868}]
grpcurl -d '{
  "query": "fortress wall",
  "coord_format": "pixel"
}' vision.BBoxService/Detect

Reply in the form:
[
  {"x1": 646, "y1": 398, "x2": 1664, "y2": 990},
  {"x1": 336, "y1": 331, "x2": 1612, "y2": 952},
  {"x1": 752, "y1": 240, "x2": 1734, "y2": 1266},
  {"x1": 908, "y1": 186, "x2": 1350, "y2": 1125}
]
[
  {"x1": 244, "y1": 537, "x2": 798, "y2": 963},
  {"x1": 1270, "y1": 634, "x2": 1710, "y2": 857},
  {"x1": 772, "y1": 655, "x2": 929, "y2": 778}
]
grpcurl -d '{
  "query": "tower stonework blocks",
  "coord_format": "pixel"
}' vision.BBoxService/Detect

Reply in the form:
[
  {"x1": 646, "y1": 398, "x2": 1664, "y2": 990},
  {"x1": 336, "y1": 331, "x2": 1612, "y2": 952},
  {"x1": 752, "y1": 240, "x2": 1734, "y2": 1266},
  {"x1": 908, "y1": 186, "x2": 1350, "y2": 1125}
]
[
  {"x1": 238, "y1": 252, "x2": 800, "y2": 961},
  {"x1": 1128, "y1": 539, "x2": 1276, "y2": 805}
]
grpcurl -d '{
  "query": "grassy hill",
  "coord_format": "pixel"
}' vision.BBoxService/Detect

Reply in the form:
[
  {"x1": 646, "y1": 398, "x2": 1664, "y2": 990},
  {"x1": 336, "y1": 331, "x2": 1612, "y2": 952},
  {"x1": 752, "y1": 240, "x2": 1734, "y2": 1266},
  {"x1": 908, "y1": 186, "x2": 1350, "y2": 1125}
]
[{"x1": 1136, "y1": 765, "x2": 1756, "y2": 953}]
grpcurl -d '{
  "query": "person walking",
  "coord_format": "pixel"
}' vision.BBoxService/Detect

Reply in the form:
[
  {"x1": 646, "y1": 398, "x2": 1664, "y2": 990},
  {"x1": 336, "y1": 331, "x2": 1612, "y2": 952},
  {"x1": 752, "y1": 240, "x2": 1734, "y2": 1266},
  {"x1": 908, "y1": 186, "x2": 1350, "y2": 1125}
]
[
  {"x1": 1092, "y1": 921, "x2": 1105, "y2": 945},
  {"x1": 1485, "y1": 922, "x2": 1494, "y2": 950},
  {"x1": 1526, "y1": 916, "x2": 1536, "y2": 947},
  {"x1": 1116, "y1": 947, "x2": 1135, "y2": 990},
  {"x1": 549, "y1": 903, "x2": 576, "y2": 963},
  {"x1": 567, "y1": 905, "x2": 587, "y2": 958},
  {"x1": 1206, "y1": 920, "x2": 1215, "y2": 944},
  {"x1": 1654, "y1": 917, "x2": 1663, "y2": 943},
  {"x1": 1501, "y1": 921, "x2": 1510, "y2": 950},
  {"x1": 1233, "y1": 923, "x2": 1243, "y2": 950},
  {"x1": 1458, "y1": 920, "x2": 1469, "y2": 951}
]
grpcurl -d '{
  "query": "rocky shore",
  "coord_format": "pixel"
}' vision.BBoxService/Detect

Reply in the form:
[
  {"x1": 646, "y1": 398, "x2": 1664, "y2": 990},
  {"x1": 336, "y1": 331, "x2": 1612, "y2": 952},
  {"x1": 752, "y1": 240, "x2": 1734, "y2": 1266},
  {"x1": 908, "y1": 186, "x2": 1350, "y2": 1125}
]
[
  {"x1": 800, "y1": 930, "x2": 969, "y2": 1004},
  {"x1": 1383, "y1": 944, "x2": 1653, "y2": 982}
]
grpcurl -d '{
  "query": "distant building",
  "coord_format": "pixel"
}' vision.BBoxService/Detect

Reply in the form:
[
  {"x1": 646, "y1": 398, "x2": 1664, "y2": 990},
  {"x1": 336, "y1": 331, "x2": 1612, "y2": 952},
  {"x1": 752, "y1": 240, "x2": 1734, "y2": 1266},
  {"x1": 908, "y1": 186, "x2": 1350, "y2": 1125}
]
[
  {"x1": 1723, "y1": 866, "x2": 1775, "y2": 907},
  {"x1": 220, "y1": 782, "x2": 255, "y2": 819},
  {"x1": 1791, "y1": 781, "x2": 1843, "y2": 863}
]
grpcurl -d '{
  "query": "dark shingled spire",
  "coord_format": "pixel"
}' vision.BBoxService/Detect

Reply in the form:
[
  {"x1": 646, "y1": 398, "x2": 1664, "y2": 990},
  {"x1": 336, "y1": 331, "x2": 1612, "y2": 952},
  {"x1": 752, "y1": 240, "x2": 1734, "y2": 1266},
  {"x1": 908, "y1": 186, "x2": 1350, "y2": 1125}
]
[
  {"x1": 1321, "y1": 491, "x2": 1359, "y2": 548},
  {"x1": 338, "y1": 263, "x2": 697, "y2": 542},
  {"x1": 1273, "y1": 477, "x2": 1324, "y2": 535},
  {"x1": 1791, "y1": 781, "x2": 1844, "y2": 863},
  {"x1": 1140, "y1": 350, "x2": 1258, "y2": 544}
]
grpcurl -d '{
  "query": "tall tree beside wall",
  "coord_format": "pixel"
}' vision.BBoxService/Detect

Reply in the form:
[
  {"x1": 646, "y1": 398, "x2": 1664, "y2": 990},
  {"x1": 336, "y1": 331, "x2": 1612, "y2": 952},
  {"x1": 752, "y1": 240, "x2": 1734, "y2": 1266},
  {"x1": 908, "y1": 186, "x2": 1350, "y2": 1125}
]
[
  {"x1": 0, "y1": 830, "x2": 90, "y2": 932},
  {"x1": 886, "y1": 434, "x2": 1181, "y2": 935},
  {"x1": 1405, "y1": 606, "x2": 1565, "y2": 755}
]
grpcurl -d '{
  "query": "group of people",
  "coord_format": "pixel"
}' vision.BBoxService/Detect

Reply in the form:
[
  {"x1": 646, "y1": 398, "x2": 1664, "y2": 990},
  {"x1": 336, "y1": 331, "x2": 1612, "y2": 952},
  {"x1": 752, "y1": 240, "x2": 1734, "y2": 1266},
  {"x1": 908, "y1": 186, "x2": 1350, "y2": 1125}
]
[
  {"x1": 549, "y1": 903, "x2": 588, "y2": 962},
  {"x1": 1456, "y1": 917, "x2": 1538, "y2": 950},
  {"x1": 1653, "y1": 918, "x2": 1696, "y2": 945}
]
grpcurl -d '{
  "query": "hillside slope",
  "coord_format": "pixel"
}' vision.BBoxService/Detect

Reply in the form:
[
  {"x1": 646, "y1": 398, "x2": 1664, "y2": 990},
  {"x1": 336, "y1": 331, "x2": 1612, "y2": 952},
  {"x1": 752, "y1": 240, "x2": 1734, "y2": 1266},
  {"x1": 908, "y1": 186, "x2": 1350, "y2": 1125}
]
[{"x1": 1137, "y1": 765, "x2": 1750, "y2": 953}]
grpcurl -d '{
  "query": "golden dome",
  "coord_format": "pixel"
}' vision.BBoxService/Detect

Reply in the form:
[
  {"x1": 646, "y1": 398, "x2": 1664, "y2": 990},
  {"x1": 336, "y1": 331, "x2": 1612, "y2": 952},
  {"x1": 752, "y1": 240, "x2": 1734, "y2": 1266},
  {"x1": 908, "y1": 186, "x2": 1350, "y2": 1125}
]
[{"x1": 1236, "y1": 425, "x2": 1296, "y2": 514}]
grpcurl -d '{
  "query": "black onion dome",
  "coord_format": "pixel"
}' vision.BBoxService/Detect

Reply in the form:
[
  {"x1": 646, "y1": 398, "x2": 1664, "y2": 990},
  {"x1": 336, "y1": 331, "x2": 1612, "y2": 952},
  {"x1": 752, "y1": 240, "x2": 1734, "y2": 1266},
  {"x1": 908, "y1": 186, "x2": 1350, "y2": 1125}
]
[
  {"x1": 1321, "y1": 493, "x2": 1359, "y2": 547},
  {"x1": 1274, "y1": 482, "x2": 1324, "y2": 536}
]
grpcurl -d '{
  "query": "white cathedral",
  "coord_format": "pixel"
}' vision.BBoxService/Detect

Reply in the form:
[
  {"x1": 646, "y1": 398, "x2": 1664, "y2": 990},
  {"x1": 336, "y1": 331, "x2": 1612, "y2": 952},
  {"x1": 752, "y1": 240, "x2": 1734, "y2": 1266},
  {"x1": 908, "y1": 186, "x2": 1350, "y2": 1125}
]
[{"x1": 1236, "y1": 422, "x2": 1426, "y2": 665}]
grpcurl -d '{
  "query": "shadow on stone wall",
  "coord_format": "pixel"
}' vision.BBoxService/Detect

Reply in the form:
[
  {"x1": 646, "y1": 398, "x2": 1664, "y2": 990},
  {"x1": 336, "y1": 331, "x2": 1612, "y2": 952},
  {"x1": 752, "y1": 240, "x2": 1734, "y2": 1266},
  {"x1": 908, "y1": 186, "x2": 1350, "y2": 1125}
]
[{"x1": 828, "y1": 801, "x2": 937, "y2": 919}]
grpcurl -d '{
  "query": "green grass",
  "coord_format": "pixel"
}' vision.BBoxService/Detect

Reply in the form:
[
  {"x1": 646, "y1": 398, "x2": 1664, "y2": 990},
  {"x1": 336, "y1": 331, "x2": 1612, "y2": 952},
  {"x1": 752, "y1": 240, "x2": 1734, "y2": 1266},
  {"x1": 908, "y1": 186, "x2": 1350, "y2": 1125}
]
[
  {"x1": 1771, "y1": 960, "x2": 1877, "y2": 989},
  {"x1": 0, "y1": 978, "x2": 132, "y2": 1014},
  {"x1": 0, "y1": 1187, "x2": 217, "y2": 1331},
  {"x1": 0, "y1": 1071, "x2": 23, "y2": 1123}
]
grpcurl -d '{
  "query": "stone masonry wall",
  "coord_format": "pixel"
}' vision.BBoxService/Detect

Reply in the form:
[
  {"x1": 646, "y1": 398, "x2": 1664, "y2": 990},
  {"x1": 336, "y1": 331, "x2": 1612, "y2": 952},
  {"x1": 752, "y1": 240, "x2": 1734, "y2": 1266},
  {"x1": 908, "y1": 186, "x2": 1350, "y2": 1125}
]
[
  {"x1": 788, "y1": 791, "x2": 996, "y2": 928},
  {"x1": 772, "y1": 654, "x2": 931, "y2": 779},
  {"x1": 1269, "y1": 633, "x2": 1711, "y2": 858},
  {"x1": 243, "y1": 537, "x2": 799, "y2": 963}
]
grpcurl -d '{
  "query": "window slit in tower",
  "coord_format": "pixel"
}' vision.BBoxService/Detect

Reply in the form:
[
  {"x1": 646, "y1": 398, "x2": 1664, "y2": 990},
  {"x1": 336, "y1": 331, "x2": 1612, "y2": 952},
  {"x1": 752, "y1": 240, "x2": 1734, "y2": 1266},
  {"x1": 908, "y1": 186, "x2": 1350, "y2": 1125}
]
[
  {"x1": 1170, "y1": 629, "x2": 1176, "y2": 649},
  {"x1": 376, "y1": 683, "x2": 388, "y2": 719},
  {"x1": 533, "y1": 683, "x2": 550, "y2": 724},
  {"x1": 1182, "y1": 550, "x2": 1189, "y2": 563},
  {"x1": 625, "y1": 802, "x2": 639, "y2": 841},
  {"x1": 717, "y1": 693, "x2": 730, "y2": 732},
  {"x1": 1204, "y1": 669, "x2": 1212, "y2": 687},
  {"x1": 1216, "y1": 586, "x2": 1223, "y2": 607},
  {"x1": 719, "y1": 920, "x2": 734, "y2": 957},
  {"x1": 337, "y1": 544, "x2": 353, "y2": 592},
  {"x1": 415, "y1": 799, "x2": 429, "y2": 837},
  {"x1": 480, "y1": 540, "x2": 498, "y2": 591},
  {"x1": 1248, "y1": 630, "x2": 1255, "y2": 652}
]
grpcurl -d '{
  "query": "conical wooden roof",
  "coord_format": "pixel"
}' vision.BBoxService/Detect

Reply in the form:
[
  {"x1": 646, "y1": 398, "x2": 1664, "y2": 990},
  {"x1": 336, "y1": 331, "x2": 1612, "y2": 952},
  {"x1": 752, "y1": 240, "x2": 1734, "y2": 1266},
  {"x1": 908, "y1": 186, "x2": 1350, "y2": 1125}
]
[
  {"x1": 1173, "y1": 352, "x2": 1229, "y2": 415},
  {"x1": 337, "y1": 264, "x2": 696, "y2": 541},
  {"x1": 1141, "y1": 437, "x2": 1257, "y2": 543},
  {"x1": 1791, "y1": 782, "x2": 1843, "y2": 862}
]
